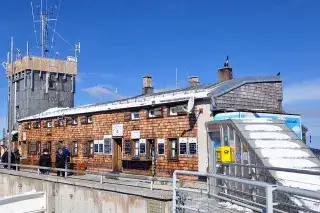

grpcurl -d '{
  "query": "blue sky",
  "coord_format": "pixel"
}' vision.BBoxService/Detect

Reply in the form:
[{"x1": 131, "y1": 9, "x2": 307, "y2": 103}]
[{"x1": 0, "y1": 0, "x2": 319, "y2": 147}]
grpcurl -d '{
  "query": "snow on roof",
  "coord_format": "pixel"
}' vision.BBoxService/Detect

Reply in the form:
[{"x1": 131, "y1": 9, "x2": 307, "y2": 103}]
[
  {"x1": 254, "y1": 140, "x2": 301, "y2": 148},
  {"x1": 249, "y1": 132, "x2": 291, "y2": 140},
  {"x1": 260, "y1": 149, "x2": 310, "y2": 159},
  {"x1": 19, "y1": 85, "x2": 215, "y2": 121},
  {"x1": 245, "y1": 124, "x2": 282, "y2": 132}
]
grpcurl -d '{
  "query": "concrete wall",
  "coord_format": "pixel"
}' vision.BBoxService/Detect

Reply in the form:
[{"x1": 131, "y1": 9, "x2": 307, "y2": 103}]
[
  {"x1": 0, "y1": 170, "x2": 171, "y2": 213},
  {"x1": 196, "y1": 101, "x2": 212, "y2": 173},
  {"x1": 9, "y1": 70, "x2": 75, "y2": 131}
]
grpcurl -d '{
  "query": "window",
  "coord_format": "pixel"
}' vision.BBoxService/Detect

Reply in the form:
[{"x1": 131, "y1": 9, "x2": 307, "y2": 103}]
[
  {"x1": 179, "y1": 138, "x2": 197, "y2": 156},
  {"x1": 104, "y1": 137, "x2": 112, "y2": 155},
  {"x1": 133, "y1": 139, "x2": 139, "y2": 156},
  {"x1": 33, "y1": 121, "x2": 41, "y2": 129},
  {"x1": 83, "y1": 141, "x2": 94, "y2": 156},
  {"x1": 131, "y1": 112, "x2": 140, "y2": 120},
  {"x1": 48, "y1": 75, "x2": 55, "y2": 89},
  {"x1": 73, "y1": 117, "x2": 78, "y2": 125},
  {"x1": 54, "y1": 119, "x2": 64, "y2": 127},
  {"x1": 169, "y1": 105, "x2": 187, "y2": 116},
  {"x1": 24, "y1": 123, "x2": 31, "y2": 130},
  {"x1": 148, "y1": 107, "x2": 162, "y2": 118},
  {"x1": 46, "y1": 121, "x2": 52, "y2": 128},
  {"x1": 87, "y1": 116, "x2": 93, "y2": 124},
  {"x1": 43, "y1": 141, "x2": 52, "y2": 154},
  {"x1": 157, "y1": 139, "x2": 165, "y2": 155},
  {"x1": 28, "y1": 141, "x2": 40, "y2": 155},
  {"x1": 168, "y1": 139, "x2": 178, "y2": 160},
  {"x1": 69, "y1": 141, "x2": 78, "y2": 156},
  {"x1": 188, "y1": 138, "x2": 197, "y2": 155},
  {"x1": 124, "y1": 140, "x2": 131, "y2": 154},
  {"x1": 94, "y1": 140, "x2": 103, "y2": 153},
  {"x1": 179, "y1": 138, "x2": 188, "y2": 155},
  {"x1": 139, "y1": 139, "x2": 146, "y2": 155}
]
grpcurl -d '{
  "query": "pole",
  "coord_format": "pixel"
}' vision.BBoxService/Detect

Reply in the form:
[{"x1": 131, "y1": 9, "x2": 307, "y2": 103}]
[
  {"x1": 27, "y1": 41, "x2": 29, "y2": 56},
  {"x1": 8, "y1": 37, "x2": 14, "y2": 169}
]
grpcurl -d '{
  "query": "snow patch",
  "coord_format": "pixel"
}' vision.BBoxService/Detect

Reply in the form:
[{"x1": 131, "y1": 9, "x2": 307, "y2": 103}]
[
  {"x1": 245, "y1": 124, "x2": 282, "y2": 132},
  {"x1": 260, "y1": 149, "x2": 310, "y2": 158},
  {"x1": 242, "y1": 118, "x2": 273, "y2": 123},
  {"x1": 249, "y1": 132, "x2": 291, "y2": 140},
  {"x1": 219, "y1": 202, "x2": 253, "y2": 212},
  {"x1": 254, "y1": 140, "x2": 301, "y2": 148},
  {"x1": 268, "y1": 159, "x2": 317, "y2": 169}
]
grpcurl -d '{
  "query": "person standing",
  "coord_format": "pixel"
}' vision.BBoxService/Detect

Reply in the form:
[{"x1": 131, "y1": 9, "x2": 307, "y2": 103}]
[
  {"x1": 13, "y1": 147, "x2": 21, "y2": 171},
  {"x1": 1, "y1": 146, "x2": 15, "y2": 169},
  {"x1": 39, "y1": 148, "x2": 51, "y2": 174},
  {"x1": 62, "y1": 145, "x2": 70, "y2": 176},
  {"x1": 55, "y1": 147, "x2": 66, "y2": 177}
]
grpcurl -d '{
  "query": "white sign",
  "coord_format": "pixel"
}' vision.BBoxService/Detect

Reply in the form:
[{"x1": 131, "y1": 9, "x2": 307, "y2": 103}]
[
  {"x1": 243, "y1": 152, "x2": 248, "y2": 161},
  {"x1": 157, "y1": 138, "x2": 165, "y2": 143},
  {"x1": 104, "y1": 135, "x2": 112, "y2": 139},
  {"x1": 112, "y1": 124, "x2": 123, "y2": 137},
  {"x1": 131, "y1": 131, "x2": 140, "y2": 139},
  {"x1": 188, "y1": 138, "x2": 197, "y2": 143}
]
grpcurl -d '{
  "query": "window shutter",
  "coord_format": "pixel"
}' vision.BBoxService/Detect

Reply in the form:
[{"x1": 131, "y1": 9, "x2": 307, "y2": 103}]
[
  {"x1": 146, "y1": 141, "x2": 150, "y2": 159},
  {"x1": 167, "y1": 140, "x2": 172, "y2": 159},
  {"x1": 124, "y1": 112, "x2": 131, "y2": 121}
]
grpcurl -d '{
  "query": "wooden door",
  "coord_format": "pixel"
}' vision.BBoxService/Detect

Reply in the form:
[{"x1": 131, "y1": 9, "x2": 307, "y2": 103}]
[{"x1": 113, "y1": 139, "x2": 123, "y2": 172}]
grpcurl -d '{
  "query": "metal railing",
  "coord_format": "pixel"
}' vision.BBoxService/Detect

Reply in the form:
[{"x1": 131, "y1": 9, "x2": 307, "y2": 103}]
[
  {"x1": 219, "y1": 163, "x2": 320, "y2": 213},
  {"x1": 173, "y1": 170, "x2": 320, "y2": 213},
  {"x1": 173, "y1": 170, "x2": 278, "y2": 213},
  {"x1": 0, "y1": 162, "x2": 172, "y2": 191}
]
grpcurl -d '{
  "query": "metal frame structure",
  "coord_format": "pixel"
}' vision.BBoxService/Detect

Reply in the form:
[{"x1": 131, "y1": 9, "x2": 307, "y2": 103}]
[
  {"x1": 172, "y1": 170, "x2": 320, "y2": 213},
  {"x1": 0, "y1": 162, "x2": 172, "y2": 191}
]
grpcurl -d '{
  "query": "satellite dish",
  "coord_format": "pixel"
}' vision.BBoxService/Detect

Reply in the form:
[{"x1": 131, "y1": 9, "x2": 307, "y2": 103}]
[{"x1": 187, "y1": 96, "x2": 195, "y2": 113}]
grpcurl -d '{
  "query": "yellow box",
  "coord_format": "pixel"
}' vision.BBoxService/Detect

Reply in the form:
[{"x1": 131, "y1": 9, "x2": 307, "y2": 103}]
[{"x1": 216, "y1": 146, "x2": 234, "y2": 163}]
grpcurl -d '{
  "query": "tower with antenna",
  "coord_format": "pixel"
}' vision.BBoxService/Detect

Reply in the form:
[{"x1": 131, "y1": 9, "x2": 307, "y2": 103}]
[{"x1": 3, "y1": 0, "x2": 80, "y2": 134}]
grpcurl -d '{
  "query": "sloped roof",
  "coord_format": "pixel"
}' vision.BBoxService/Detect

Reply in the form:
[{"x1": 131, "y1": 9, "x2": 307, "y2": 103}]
[
  {"x1": 19, "y1": 82, "x2": 218, "y2": 121},
  {"x1": 19, "y1": 76, "x2": 280, "y2": 122}
]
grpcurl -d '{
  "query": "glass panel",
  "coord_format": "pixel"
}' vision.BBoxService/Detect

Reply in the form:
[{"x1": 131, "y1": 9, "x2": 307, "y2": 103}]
[
  {"x1": 158, "y1": 143, "x2": 164, "y2": 155},
  {"x1": 189, "y1": 143, "x2": 197, "y2": 155},
  {"x1": 179, "y1": 143, "x2": 187, "y2": 155}
]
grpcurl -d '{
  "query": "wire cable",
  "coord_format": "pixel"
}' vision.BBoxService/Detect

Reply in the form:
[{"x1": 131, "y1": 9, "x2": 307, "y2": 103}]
[{"x1": 30, "y1": 1, "x2": 39, "y2": 48}]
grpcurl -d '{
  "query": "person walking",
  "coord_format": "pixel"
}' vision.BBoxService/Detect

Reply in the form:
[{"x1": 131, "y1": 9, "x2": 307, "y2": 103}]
[
  {"x1": 39, "y1": 148, "x2": 51, "y2": 174},
  {"x1": 55, "y1": 147, "x2": 66, "y2": 177},
  {"x1": 13, "y1": 147, "x2": 21, "y2": 171}
]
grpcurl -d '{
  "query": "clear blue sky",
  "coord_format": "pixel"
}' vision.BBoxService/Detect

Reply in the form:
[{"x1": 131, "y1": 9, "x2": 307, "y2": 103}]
[{"x1": 0, "y1": 0, "x2": 319, "y2": 147}]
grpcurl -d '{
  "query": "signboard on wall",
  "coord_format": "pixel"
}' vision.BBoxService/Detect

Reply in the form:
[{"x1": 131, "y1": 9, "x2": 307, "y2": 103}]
[
  {"x1": 213, "y1": 112, "x2": 302, "y2": 139},
  {"x1": 131, "y1": 130, "x2": 140, "y2": 139},
  {"x1": 112, "y1": 124, "x2": 123, "y2": 137}
]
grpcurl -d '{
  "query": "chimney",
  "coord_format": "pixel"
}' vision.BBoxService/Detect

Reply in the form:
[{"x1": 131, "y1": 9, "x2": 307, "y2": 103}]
[
  {"x1": 142, "y1": 76, "x2": 154, "y2": 94},
  {"x1": 218, "y1": 55, "x2": 233, "y2": 83},
  {"x1": 188, "y1": 76, "x2": 200, "y2": 87}
]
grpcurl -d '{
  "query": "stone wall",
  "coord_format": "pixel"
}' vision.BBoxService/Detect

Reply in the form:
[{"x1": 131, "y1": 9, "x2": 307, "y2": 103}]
[
  {"x1": 18, "y1": 102, "x2": 205, "y2": 177},
  {"x1": 215, "y1": 82, "x2": 283, "y2": 112}
]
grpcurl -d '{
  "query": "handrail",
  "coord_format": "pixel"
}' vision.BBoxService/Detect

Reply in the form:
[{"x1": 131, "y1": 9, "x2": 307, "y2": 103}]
[
  {"x1": 0, "y1": 162, "x2": 172, "y2": 190},
  {"x1": 220, "y1": 163, "x2": 320, "y2": 176}
]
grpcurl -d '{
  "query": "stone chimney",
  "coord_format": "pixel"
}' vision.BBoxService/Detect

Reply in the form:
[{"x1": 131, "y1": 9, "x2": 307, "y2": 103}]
[
  {"x1": 218, "y1": 56, "x2": 233, "y2": 83},
  {"x1": 142, "y1": 76, "x2": 154, "y2": 95},
  {"x1": 188, "y1": 76, "x2": 200, "y2": 87}
]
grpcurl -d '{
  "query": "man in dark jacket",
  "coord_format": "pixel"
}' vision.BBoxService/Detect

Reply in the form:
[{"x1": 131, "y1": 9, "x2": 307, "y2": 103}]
[
  {"x1": 1, "y1": 147, "x2": 16, "y2": 170},
  {"x1": 14, "y1": 147, "x2": 21, "y2": 171},
  {"x1": 55, "y1": 147, "x2": 66, "y2": 177},
  {"x1": 39, "y1": 149, "x2": 51, "y2": 174}
]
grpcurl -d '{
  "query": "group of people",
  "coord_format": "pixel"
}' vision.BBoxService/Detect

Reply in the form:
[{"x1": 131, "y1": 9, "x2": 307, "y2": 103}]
[
  {"x1": 1, "y1": 147, "x2": 21, "y2": 170},
  {"x1": 39, "y1": 145, "x2": 70, "y2": 176},
  {"x1": 1, "y1": 145, "x2": 70, "y2": 177}
]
